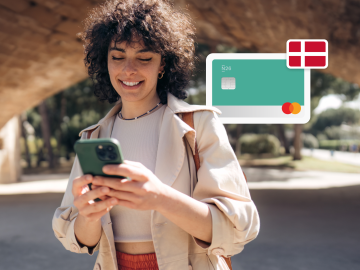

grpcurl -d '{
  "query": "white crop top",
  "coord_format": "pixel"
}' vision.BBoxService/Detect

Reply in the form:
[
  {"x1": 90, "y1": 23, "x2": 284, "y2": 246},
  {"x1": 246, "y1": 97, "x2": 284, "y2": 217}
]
[{"x1": 110, "y1": 104, "x2": 165, "y2": 242}]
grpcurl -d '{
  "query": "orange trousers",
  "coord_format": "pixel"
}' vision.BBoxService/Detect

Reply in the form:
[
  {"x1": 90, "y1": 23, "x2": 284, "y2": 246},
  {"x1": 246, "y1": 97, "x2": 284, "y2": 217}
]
[{"x1": 116, "y1": 251, "x2": 159, "y2": 270}]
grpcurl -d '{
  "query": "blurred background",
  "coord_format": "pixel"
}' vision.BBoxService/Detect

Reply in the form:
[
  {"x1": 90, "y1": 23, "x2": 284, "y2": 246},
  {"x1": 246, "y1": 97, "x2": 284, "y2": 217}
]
[{"x1": 0, "y1": 0, "x2": 359, "y2": 269}]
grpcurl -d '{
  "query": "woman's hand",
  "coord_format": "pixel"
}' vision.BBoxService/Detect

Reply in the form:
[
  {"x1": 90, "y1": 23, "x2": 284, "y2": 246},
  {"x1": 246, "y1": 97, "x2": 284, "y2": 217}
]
[
  {"x1": 72, "y1": 174, "x2": 119, "y2": 222},
  {"x1": 92, "y1": 160, "x2": 169, "y2": 211}
]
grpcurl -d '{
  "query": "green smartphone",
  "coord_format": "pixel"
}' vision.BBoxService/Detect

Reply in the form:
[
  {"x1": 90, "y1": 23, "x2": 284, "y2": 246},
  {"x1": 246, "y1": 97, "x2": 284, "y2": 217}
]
[{"x1": 74, "y1": 138, "x2": 127, "y2": 202}]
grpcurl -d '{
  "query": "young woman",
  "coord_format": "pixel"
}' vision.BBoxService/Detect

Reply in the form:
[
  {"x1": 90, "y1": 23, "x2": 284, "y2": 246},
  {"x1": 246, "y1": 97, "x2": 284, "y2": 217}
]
[{"x1": 52, "y1": 1, "x2": 260, "y2": 270}]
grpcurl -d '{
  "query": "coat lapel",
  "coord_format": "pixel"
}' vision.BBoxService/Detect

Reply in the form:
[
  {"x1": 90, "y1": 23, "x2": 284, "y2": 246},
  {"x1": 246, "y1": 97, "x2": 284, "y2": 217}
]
[{"x1": 153, "y1": 106, "x2": 195, "y2": 188}]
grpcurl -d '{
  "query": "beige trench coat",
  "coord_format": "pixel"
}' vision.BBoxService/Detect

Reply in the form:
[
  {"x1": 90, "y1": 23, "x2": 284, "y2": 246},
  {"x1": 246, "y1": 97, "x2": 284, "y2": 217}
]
[{"x1": 52, "y1": 92, "x2": 260, "y2": 270}]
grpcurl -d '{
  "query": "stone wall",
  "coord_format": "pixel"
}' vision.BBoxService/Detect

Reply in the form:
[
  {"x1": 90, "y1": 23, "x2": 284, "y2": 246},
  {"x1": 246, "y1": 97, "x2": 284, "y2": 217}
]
[
  {"x1": 0, "y1": 116, "x2": 21, "y2": 183},
  {"x1": 1, "y1": 0, "x2": 360, "y2": 129}
]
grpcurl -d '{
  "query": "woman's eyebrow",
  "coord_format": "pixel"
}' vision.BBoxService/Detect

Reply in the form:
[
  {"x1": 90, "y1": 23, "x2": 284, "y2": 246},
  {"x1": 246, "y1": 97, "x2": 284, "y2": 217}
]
[{"x1": 109, "y1": 47, "x2": 153, "y2": 53}]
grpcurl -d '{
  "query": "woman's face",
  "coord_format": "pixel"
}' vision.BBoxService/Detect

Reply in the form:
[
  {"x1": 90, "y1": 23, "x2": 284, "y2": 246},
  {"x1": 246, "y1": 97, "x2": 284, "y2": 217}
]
[{"x1": 107, "y1": 39, "x2": 165, "y2": 103}]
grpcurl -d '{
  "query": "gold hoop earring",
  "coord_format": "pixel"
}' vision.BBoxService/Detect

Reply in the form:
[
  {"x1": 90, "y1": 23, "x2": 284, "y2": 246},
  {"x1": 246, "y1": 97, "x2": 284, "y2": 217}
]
[{"x1": 158, "y1": 70, "x2": 165, "y2": 79}]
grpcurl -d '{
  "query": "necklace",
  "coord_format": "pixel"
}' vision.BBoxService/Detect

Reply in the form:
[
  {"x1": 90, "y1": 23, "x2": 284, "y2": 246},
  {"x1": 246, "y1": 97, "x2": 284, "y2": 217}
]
[{"x1": 118, "y1": 102, "x2": 162, "y2": 120}]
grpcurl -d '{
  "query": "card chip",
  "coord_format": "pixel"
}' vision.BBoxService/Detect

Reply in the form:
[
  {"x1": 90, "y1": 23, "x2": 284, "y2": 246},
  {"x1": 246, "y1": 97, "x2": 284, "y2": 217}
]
[{"x1": 221, "y1": 77, "x2": 236, "y2": 89}]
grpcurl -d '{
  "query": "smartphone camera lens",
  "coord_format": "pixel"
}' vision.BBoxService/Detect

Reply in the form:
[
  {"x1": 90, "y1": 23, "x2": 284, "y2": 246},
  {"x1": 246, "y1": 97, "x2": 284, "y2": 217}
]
[
  {"x1": 98, "y1": 149, "x2": 106, "y2": 157},
  {"x1": 96, "y1": 144, "x2": 117, "y2": 161}
]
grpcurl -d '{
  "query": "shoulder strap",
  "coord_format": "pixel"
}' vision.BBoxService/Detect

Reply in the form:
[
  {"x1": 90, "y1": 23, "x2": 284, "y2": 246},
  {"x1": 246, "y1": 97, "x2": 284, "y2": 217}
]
[
  {"x1": 182, "y1": 112, "x2": 201, "y2": 171},
  {"x1": 181, "y1": 111, "x2": 234, "y2": 270},
  {"x1": 87, "y1": 130, "x2": 94, "y2": 139},
  {"x1": 181, "y1": 112, "x2": 247, "y2": 182}
]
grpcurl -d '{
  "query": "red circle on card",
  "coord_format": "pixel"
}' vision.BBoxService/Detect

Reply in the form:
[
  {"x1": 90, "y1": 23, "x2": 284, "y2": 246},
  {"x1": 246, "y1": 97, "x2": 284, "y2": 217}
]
[{"x1": 282, "y1": 102, "x2": 292, "y2": 114}]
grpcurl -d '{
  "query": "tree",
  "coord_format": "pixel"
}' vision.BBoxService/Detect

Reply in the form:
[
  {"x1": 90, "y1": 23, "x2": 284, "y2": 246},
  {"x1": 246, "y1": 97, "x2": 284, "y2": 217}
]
[
  {"x1": 310, "y1": 107, "x2": 360, "y2": 134},
  {"x1": 38, "y1": 101, "x2": 55, "y2": 168},
  {"x1": 292, "y1": 70, "x2": 360, "y2": 160},
  {"x1": 20, "y1": 112, "x2": 32, "y2": 168},
  {"x1": 25, "y1": 78, "x2": 114, "y2": 167}
]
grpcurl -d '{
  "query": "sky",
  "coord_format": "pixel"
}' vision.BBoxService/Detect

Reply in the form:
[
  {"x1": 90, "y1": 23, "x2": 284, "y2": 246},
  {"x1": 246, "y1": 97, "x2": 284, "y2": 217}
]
[{"x1": 313, "y1": 94, "x2": 360, "y2": 114}]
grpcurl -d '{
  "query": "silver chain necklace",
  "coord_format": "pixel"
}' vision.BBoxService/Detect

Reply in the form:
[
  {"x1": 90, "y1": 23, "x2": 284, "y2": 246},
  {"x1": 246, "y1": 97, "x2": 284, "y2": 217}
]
[{"x1": 118, "y1": 102, "x2": 162, "y2": 120}]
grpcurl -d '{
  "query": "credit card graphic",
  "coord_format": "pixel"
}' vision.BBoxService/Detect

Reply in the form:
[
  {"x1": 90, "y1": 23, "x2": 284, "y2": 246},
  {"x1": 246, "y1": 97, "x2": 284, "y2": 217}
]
[{"x1": 206, "y1": 53, "x2": 311, "y2": 124}]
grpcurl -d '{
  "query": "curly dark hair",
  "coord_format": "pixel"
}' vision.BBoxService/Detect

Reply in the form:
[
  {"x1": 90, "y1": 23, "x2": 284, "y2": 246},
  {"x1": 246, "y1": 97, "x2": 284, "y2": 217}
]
[{"x1": 79, "y1": 0, "x2": 197, "y2": 104}]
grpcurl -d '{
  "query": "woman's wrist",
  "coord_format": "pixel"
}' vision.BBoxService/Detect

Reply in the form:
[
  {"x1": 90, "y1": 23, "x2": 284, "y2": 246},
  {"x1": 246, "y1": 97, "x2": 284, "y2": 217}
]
[
  {"x1": 77, "y1": 212, "x2": 102, "y2": 225},
  {"x1": 74, "y1": 213, "x2": 102, "y2": 247},
  {"x1": 155, "y1": 184, "x2": 174, "y2": 213},
  {"x1": 155, "y1": 185, "x2": 213, "y2": 243}
]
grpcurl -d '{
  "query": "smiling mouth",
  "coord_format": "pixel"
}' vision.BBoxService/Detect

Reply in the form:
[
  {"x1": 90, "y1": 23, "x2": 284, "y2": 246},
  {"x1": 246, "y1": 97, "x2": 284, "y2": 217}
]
[{"x1": 120, "y1": 80, "x2": 144, "y2": 86}]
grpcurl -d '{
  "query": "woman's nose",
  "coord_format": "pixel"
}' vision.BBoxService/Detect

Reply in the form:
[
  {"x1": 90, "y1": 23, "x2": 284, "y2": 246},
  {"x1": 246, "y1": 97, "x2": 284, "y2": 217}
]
[{"x1": 123, "y1": 59, "x2": 137, "y2": 76}]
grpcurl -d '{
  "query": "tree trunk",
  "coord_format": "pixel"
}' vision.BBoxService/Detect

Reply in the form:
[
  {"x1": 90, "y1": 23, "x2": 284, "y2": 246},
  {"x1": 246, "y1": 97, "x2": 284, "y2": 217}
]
[
  {"x1": 235, "y1": 124, "x2": 243, "y2": 158},
  {"x1": 293, "y1": 124, "x2": 303, "y2": 160},
  {"x1": 277, "y1": 124, "x2": 290, "y2": 154},
  {"x1": 20, "y1": 114, "x2": 31, "y2": 168},
  {"x1": 38, "y1": 101, "x2": 55, "y2": 168},
  {"x1": 56, "y1": 92, "x2": 67, "y2": 165},
  {"x1": 36, "y1": 144, "x2": 44, "y2": 167}
]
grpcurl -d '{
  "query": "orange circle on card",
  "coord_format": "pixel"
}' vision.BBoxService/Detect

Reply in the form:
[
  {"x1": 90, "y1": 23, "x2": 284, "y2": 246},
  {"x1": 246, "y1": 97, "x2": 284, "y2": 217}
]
[{"x1": 291, "y1": 102, "x2": 301, "y2": 114}]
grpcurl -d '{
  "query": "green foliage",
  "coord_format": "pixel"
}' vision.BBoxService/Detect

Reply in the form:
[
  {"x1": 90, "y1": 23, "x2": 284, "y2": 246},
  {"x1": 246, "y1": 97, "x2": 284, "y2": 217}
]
[
  {"x1": 25, "y1": 78, "x2": 114, "y2": 156},
  {"x1": 224, "y1": 124, "x2": 279, "y2": 143},
  {"x1": 306, "y1": 71, "x2": 360, "y2": 141},
  {"x1": 309, "y1": 107, "x2": 360, "y2": 134},
  {"x1": 26, "y1": 107, "x2": 42, "y2": 136},
  {"x1": 319, "y1": 140, "x2": 360, "y2": 151},
  {"x1": 310, "y1": 70, "x2": 360, "y2": 110},
  {"x1": 184, "y1": 43, "x2": 209, "y2": 105},
  {"x1": 239, "y1": 133, "x2": 281, "y2": 156},
  {"x1": 322, "y1": 125, "x2": 360, "y2": 140},
  {"x1": 302, "y1": 133, "x2": 319, "y2": 149}
]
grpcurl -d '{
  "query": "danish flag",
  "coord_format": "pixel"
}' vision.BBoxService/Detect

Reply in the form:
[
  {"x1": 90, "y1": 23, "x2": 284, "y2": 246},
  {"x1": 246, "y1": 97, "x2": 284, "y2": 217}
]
[{"x1": 286, "y1": 39, "x2": 328, "y2": 69}]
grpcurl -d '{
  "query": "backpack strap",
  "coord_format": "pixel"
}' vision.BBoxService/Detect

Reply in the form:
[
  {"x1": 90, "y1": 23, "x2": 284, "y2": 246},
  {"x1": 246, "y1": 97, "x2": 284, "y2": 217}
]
[
  {"x1": 87, "y1": 130, "x2": 94, "y2": 139},
  {"x1": 181, "y1": 112, "x2": 247, "y2": 182},
  {"x1": 181, "y1": 111, "x2": 234, "y2": 270},
  {"x1": 182, "y1": 112, "x2": 201, "y2": 171}
]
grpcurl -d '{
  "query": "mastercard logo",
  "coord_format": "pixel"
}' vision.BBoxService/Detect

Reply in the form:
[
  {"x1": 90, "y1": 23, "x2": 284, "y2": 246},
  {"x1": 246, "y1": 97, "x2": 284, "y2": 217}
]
[{"x1": 282, "y1": 102, "x2": 301, "y2": 114}]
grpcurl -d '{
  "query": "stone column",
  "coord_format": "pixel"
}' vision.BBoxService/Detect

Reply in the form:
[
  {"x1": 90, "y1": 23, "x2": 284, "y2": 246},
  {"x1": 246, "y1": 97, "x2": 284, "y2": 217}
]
[{"x1": 0, "y1": 115, "x2": 22, "y2": 183}]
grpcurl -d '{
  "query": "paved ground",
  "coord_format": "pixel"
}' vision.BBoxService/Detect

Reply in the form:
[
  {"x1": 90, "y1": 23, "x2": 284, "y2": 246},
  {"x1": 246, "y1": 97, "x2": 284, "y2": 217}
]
[
  {"x1": 233, "y1": 186, "x2": 360, "y2": 270},
  {"x1": 242, "y1": 168, "x2": 360, "y2": 189},
  {"x1": 0, "y1": 184, "x2": 359, "y2": 270}
]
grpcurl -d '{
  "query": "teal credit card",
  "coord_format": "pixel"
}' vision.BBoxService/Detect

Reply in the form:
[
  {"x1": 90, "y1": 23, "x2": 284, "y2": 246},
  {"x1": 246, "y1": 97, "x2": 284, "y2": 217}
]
[
  {"x1": 212, "y1": 59, "x2": 304, "y2": 106},
  {"x1": 206, "y1": 54, "x2": 311, "y2": 124}
]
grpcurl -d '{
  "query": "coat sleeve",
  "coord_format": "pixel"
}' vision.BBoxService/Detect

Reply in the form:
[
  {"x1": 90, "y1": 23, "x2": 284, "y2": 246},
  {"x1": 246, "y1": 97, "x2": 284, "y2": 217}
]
[
  {"x1": 52, "y1": 131, "x2": 101, "y2": 255},
  {"x1": 191, "y1": 110, "x2": 260, "y2": 257}
]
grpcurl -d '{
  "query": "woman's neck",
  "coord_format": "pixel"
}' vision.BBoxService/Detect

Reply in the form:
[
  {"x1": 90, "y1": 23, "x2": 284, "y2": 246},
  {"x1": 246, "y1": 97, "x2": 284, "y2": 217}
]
[{"x1": 120, "y1": 94, "x2": 161, "y2": 119}]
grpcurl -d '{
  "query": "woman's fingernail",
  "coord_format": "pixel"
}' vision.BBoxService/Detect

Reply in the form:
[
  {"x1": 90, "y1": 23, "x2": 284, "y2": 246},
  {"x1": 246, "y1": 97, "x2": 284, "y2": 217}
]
[
  {"x1": 86, "y1": 175, "x2": 92, "y2": 180},
  {"x1": 111, "y1": 199, "x2": 117, "y2": 204},
  {"x1": 102, "y1": 187, "x2": 109, "y2": 193}
]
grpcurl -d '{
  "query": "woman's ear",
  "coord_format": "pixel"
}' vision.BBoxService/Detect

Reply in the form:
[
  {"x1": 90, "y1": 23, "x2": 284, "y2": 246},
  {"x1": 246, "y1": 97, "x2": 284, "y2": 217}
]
[{"x1": 160, "y1": 58, "x2": 166, "y2": 71}]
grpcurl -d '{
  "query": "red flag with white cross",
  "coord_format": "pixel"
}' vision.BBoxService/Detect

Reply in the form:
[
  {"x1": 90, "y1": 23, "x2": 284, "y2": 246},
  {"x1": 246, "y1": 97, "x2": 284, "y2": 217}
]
[{"x1": 286, "y1": 39, "x2": 328, "y2": 69}]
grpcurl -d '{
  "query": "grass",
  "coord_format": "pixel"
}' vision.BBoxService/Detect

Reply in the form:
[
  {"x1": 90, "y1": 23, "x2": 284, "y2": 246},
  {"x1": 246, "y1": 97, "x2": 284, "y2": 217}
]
[{"x1": 239, "y1": 155, "x2": 360, "y2": 174}]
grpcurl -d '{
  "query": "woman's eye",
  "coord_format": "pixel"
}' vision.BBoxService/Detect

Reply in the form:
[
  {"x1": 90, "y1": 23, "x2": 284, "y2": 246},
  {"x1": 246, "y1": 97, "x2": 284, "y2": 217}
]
[
  {"x1": 111, "y1": 57, "x2": 152, "y2": 61},
  {"x1": 139, "y1": 58, "x2": 152, "y2": 61}
]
